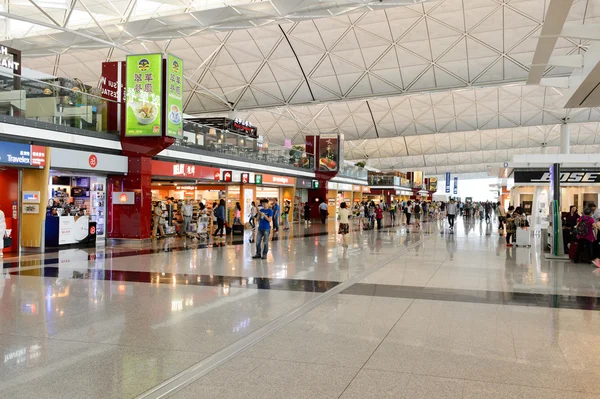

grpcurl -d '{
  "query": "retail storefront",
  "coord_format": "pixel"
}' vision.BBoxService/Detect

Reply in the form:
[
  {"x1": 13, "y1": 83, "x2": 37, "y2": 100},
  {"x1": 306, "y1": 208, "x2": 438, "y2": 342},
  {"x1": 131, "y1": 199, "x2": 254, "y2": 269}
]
[
  {"x1": 511, "y1": 169, "x2": 600, "y2": 231},
  {"x1": 0, "y1": 140, "x2": 47, "y2": 253},
  {"x1": 46, "y1": 148, "x2": 128, "y2": 247}
]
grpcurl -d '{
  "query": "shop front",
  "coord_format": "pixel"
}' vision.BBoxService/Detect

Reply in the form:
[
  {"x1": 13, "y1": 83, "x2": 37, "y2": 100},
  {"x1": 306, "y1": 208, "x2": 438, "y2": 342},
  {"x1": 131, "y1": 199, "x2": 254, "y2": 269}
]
[
  {"x1": 0, "y1": 140, "x2": 47, "y2": 253},
  {"x1": 511, "y1": 169, "x2": 600, "y2": 231},
  {"x1": 46, "y1": 148, "x2": 128, "y2": 248}
]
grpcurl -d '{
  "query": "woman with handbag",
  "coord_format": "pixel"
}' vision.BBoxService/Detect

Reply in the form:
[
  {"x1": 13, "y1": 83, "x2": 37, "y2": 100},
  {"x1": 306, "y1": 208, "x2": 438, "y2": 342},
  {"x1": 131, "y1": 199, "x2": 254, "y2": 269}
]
[{"x1": 0, "y1": 207, "x2": 5, "y2": 257}]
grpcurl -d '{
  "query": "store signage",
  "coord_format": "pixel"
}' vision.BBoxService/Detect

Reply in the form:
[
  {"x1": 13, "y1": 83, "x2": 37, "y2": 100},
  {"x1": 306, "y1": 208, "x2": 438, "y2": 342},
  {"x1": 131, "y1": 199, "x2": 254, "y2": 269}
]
[
  {"x1": 445, "y1": 172, "x2": 451, "y2": 193},
  {"x1": 125, "y1": 53, "x2": 163, "y2": 137},
  {"x1": 113, "y1": 191, "x2": 135, "y2": 205},
  {"x1": 166, "y1": 54, "x2": 183, "y2": 138},
  {"x1": 151, "y1": 160, "x2": 218, "y2": 180},
  {"x1": 30, "y1": 145, "x2": 46, "y2": 167},
  {"x1": 88, "y1": 154, "x2": 98, "y2": 168},
  {"x1": 0, "y1": 142, "x2": 30, "y2": 165},
  {"x1": 241, "y1": 173, "x2": 250, "y2": 184},
  {"x1": 222, "y1": 170, "x2": 232, "y2": 183},
  {"x1": 514, "y1": 170, "x2": 600, "y2": 184},
  {"x1": 227, "y1": 119, "x2": 257, "y2": 136},
  {"x1": 338, "y1": 183, "x2": 352, "y2": 191},
  {"x1": 22, "y1": 204, "x2": 39, "y2": 214},
  {"x1": 327, "y1": 182, "x2": 338, "y2": 190},
  {"x1": 453, "y1": 177, "x2": 458, "y2": 195},
  {"x1": 312, "y1": 180, "x2": 320, "y2": 189},
  {"x1": 362, "y1": 186, "x2": 371, "y2": 193},
  {"x1": 50, "y1": 148, "x2": 128, "y2": 173},
  {"x1": 318, "y1": 134, "x2": 339, "y2": 172},
  {"x1": 255, "y1": 174, "x2": 263, "y2": 184},
  {"x1": 0, "y1": 46, "x2": 20, "y2": 71},
  {"x1": 23, "y1": 191, "x2": 40, "y2": 204},
  {"x1": 296, "y1": 179, "x2": 312, "y2": 189}
]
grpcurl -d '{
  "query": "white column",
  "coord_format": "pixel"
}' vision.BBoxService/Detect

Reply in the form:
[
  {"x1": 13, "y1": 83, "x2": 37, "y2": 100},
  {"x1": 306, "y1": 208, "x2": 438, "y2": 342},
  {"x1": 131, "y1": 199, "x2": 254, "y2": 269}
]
[{"x1": 560, "y1": 123, "x2": 570, "y2": 154}]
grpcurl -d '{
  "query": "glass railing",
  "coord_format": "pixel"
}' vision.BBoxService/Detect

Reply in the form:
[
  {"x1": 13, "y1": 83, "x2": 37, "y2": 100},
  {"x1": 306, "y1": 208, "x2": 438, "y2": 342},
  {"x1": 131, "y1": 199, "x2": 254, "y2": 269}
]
[
  {"x1": 0, "y1": 72, "x2": 120, "y2": 135},
  {"x1": 338, "y1": 163, "x2": 368, "y2": 180},
  {"x1": 178, "y1": 120, "x2": 314, "y2": 170}
]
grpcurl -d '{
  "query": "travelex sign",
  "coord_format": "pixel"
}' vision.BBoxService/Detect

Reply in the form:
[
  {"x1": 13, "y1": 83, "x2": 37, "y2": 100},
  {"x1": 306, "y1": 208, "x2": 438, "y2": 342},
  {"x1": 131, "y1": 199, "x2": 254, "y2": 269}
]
[
  {"x1": 0, "y1": 141, "x2": 46, "y2": 167},
  {"x1": 514, "y1": 170, "x2": 600, "y2": 184}
]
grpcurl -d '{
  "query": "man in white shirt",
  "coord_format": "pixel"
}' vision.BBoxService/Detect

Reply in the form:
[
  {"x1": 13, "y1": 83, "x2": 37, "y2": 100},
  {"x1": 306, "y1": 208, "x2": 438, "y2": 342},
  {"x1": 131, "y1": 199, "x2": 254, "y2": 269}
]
[
  {"x1": 181, "y1": 199, "x2": 194, "y2": 237},
  {"x1": 446, "y1": 198, "x2": 457, "y2": 230},
  {"x1": 591, "y1": 203, "x2": 600, "y2": 221},
  {"x1": 319, "y1": 201, "x2": 328, "y2": 224}
]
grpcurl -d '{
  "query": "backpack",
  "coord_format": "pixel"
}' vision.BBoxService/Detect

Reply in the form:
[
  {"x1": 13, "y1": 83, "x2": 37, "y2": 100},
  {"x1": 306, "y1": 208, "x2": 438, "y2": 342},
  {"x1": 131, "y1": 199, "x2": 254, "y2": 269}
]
[
  {"x1": 414, "y1": 204, "x2": 421, "y2": 213},
  {"x1": 577, "y1": 217, "x2": 590, "y2": 237}
]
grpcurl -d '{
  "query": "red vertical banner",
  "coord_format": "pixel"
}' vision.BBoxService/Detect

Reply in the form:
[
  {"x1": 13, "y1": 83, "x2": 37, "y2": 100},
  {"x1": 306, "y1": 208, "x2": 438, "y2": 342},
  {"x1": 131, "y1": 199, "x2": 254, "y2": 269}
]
[{"x1": 101, "y1": 61, "x2": 126, "y2": 133}]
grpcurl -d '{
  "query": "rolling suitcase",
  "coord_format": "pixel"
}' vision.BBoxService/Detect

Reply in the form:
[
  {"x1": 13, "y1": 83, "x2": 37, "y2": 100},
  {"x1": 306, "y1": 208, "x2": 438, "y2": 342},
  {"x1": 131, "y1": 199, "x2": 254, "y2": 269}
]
[
  {"x1": 516, "y1": 228, "x2": 531, "y2": 247},
  {"x1": 568, "y1": 241, "x2": 578, "y2": 261}
]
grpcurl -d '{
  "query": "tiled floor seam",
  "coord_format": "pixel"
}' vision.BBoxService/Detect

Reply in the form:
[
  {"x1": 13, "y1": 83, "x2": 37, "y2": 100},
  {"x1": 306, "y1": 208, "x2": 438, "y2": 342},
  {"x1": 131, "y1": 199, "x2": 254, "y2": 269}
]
[
  {"x1": 336, "y1": 297, "x2": 417, "y2": 399},
  {"x1": 135, "y1": 235, "x2": 429, "y2": 399}
]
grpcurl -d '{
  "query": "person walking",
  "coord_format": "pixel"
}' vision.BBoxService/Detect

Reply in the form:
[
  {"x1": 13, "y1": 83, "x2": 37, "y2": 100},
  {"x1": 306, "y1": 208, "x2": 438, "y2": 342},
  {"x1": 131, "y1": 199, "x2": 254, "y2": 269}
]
[
  {"x1": 413, "y1": 201, "x2": 421, "y2": 229},
  {"x1": 272, "y1": 199, "x2": 280, "y2": 232},
  {"x1": 485, "y1": 201, "x2": 492, "y2": 223},
  {"x1": 389, "y1": 201, "x2": 396, "y2": 226},
  {"x1": 253, "y1": 199, "x2": 273, "y2": 260},
  {"x1": 0, "y1": 206, "x2": 5, "y2": 257},
  {"x1": 375, "y1": 203, "x2": 384, "y2": 230},
  {"x1": 233, "y1": 202, "x2": 242, "y2": 225},
  {"x1": 282, "y1": 200, "x2": 291, "y2": 230},
  {"x1": 406, "y1": 201, "x2": 412, "y2": 225},
  {"x1": 249, "y1": 201, "x2": 258, "y2": 243},
  {"x1": 319, "y1": 200, "x2": 328, "y2": 224},
  {"x1": 562, "y1": 205, "x2": 579, "y2": 254},
  {"x1": 446, "y1": 198, "x2": 457, "y2": 230},
  {"x1": 338, "y1": 202, "x2": 351, "y2": 247},
  {"x1": 497, "y1": 202, "x2": 506, "y2": 235},
  {"x1": 213, "y1": 199, "x2": 226, "y2": 237},
  {"x1": 303, "y1": 202, "x2": 311, "y2": 225},
  {"x1": 181, "y1": 199, "x2": 193, "y2": 237},
  {"x1": 152, "y1": 202, "x2": 165, "y2": 238},
  {"x1": 505, "y1": 206, "x2": 516, "y2": 247}
]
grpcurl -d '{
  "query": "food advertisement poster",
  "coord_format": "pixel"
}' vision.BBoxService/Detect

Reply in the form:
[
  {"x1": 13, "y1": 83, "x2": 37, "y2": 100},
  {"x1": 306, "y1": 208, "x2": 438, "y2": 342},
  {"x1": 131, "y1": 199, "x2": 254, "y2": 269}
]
[
  {"x1": 166, "y1": 54, "x2": 183, "y2": 138},
  {"x1": 413, "y1": 171, "x2": 423, "y2": 188},
  {"x1": 125, "y1": 53, "x2": 162, "y2": 137},
  {"x1": 318, "y1": 135, "x2": 339, "y2": 172}
]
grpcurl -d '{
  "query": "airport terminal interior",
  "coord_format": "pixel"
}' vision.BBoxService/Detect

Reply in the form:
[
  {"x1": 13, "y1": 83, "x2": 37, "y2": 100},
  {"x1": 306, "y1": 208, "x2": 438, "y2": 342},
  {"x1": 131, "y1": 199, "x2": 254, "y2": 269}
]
[{"x1": 2, "y1": 0, "x2": 600, "y2": 398}]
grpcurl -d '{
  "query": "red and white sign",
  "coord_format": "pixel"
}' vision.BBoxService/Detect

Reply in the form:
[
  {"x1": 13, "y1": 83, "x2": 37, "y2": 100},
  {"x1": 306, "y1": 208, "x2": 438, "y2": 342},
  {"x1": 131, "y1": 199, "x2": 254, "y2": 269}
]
[
  {"x1": 113, "y1": 191, "x2": 135, "y2": 205},
  {"x1": 30, "y1": 145, "x2": 46, "y2": 167},
  {"x1": 241, "y1": 173, "x2": 250, "y2": 184},
  {"x1": 88, "y1": 154, "x2": 98, "y2": 168},
  {"x1": 222, "y1": 170, "x2": 232, "y2": 183},
  {"x1": 214, "y1": 171, "x2": 221, "y2": 181},
  {"x1": 151, "y1": 160, "x2": 219, "y2": 180}
]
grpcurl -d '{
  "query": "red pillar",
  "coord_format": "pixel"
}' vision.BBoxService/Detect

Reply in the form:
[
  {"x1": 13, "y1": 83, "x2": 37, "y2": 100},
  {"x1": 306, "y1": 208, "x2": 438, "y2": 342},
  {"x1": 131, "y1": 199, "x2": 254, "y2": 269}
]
[{"x1": 107, "y1": 157, "x2": 153, "y2": 239}]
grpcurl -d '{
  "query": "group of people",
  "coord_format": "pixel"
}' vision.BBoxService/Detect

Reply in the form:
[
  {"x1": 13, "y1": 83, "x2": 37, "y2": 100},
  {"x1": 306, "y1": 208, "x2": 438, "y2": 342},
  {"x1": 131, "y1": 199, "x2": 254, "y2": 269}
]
[{"x1": 561, "y1": 203, "x2": 600, "y2": 267}]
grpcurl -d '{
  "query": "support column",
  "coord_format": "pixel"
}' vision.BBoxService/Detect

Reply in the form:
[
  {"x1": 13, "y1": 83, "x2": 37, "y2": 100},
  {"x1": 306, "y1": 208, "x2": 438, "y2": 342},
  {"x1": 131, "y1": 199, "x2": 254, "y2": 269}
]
[
  {"x1": 107, "y1": 156, "x2": 153, "y2": 239},
  {"x1": 560, "y1": 123, "x2": 570, "y2": 154}
]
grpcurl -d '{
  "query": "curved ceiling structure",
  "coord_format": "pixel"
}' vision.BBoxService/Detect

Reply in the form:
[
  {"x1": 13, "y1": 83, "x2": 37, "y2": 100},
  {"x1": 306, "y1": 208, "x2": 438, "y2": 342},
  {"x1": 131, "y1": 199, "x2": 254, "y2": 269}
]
[{"x1": 2, "y1": 0, "x2": 598, "y2": 176}]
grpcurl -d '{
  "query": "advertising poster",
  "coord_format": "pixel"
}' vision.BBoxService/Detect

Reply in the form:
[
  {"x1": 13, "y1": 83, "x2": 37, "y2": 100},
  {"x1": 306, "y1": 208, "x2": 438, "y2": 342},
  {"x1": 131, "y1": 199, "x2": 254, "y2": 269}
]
[
  {"x1": 413, "y1": 171, "x2": 423, "y2": 188},
  {"x1": 125, "y1": 53, "x2": 163, "y2": 137},
  {"x1": 430, "y1": 177, "x2": 437, "y2": 191},
  {"x1": 445, "y1": 172, "x2": 451, "y2": 193},
  {"x1": 318, "y1": 135, "x2": 339, "y2": 172},
  {"x1": 166, "y1": 54, "x2": 183, "y2": 138}
]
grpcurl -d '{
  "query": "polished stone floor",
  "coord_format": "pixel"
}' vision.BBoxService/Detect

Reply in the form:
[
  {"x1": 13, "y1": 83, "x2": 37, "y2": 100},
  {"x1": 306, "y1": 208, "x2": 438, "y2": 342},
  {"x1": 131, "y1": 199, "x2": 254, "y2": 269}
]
[{"x1": 2, "y1": 216, "x2": 600, "y2": 398}]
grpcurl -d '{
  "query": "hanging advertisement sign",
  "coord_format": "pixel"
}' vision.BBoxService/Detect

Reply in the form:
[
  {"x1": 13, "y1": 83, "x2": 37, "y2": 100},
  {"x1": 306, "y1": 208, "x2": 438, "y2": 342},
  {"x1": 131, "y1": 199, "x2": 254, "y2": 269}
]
[
  {"x1": 453, "y1": 177, "x2": 458, "y2": 195},
  {"x1": 125, "y1": 53, "x2": 163, "y2": 137},
  {"x1": 413, "y1": 171, "x2": 423, "y2": 188},
  {"x1": 445, "y1": 172, "x2": 451, "y2": 193},
  {"x1": 430, "y1": 177, "x2": 438, "y2": 191},
  {"x1": 318, "y1": 135, "x2": 339, "y2": 172},
  {"x1": 166, "y1": 54, "x2": 183, "y2": 138}
]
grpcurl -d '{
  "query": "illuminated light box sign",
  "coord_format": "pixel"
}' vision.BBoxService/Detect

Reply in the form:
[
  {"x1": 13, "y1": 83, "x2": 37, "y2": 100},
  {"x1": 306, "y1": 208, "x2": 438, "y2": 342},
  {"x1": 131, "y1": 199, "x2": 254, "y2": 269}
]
[
  {"x1": 166, "y1": 54, "x2": 183, "y2": 138},
  {"x1": 125, "y1": 53, "x2": 163, "y2": 137}
]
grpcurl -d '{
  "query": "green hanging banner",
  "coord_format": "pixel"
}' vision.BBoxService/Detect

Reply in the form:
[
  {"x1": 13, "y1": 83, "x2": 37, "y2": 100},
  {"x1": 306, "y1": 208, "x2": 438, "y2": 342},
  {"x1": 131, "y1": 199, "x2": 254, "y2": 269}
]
[
  {"x1": 125, "y1": 53, "x2": 163, "y2": 137},
  {"x1": 166, "y1": 54, "x2": 184, "y2": 138}
]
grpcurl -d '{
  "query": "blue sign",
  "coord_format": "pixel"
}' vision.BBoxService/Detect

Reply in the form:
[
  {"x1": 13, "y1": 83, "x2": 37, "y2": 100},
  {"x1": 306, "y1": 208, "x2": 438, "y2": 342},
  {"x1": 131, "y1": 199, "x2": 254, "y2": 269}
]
[
  {"x1": 0, "y1": 141, "x2": 30, "y2": 165},
  {"x1": 445, "y1": 172, "x2": 451, "y2": 193},
  {"x1": 453, "y1": 177, "x2": 458, "y2": 195}
]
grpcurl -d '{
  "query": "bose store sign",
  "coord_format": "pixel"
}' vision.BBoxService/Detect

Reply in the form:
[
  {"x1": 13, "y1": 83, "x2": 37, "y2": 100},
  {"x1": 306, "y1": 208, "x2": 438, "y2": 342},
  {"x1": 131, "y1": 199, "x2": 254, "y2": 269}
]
[{"x1": 514, "y1": 171, "x2": 600, "y2": 184}]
